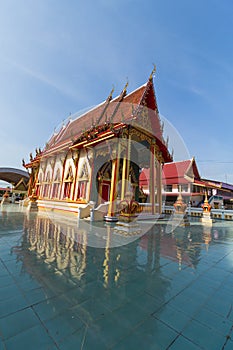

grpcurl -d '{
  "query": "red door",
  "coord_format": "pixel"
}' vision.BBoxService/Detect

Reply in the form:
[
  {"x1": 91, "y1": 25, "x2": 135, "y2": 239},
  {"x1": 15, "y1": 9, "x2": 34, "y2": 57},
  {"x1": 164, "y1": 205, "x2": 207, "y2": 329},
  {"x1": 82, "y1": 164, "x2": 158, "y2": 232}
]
[{"x1": 102, "y1": 183, "x2": 110, "y2": 203}]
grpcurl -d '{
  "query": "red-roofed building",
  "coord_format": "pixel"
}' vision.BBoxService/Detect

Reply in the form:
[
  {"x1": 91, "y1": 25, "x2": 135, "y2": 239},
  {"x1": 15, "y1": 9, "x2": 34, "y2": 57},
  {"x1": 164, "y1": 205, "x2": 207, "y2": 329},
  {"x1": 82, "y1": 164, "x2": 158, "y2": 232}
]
[
  {"x1": 162, "y1": 158, "x2": 207, "y2": 206},
  {"x1": 140, "y1": 158, "x2": 205, "y2": 204},
  {"x1": 140, "y1": 158, "x2": 225, "y2": 207}
]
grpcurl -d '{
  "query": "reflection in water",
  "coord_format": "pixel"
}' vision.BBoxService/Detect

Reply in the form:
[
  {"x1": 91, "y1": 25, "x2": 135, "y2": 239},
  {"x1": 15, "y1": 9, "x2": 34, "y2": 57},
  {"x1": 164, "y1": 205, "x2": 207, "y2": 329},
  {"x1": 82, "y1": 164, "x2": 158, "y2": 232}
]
[
  {"x1": 10, "y1": 213, "x2": 232, "y2": 285},
  {"x1": 4, "y1": 210, "x2": 233, "y2": 309},
  {"x1": 172, "y1": 229, "x2": 202, "y2": 269},
  {"x1": 202, "y1": 225, "x2": 212, "y2": 250},
  {"x1": 23, "y1": 215, "x2": 88, "y2": 281},
  {"x1": 3, "y1": 206, "x2": 233, "y2": 350},
  {"x1": 10, "y1": 214, "x2": 222, "y2": 288},
  {"x1": 3, "y1": 208, "x2": 233, "y2": 346},
  {"x1": 103, "y1": 226, "x2": 110, "y2": 288},
  {"x1": 1, "y1": 210, "x2": 232, "y2": 278}
]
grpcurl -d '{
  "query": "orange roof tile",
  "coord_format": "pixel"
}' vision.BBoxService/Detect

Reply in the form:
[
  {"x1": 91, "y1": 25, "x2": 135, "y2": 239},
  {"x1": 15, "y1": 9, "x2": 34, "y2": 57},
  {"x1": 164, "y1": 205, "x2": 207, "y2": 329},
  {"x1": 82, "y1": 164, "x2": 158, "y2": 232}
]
[{"x1": 38, "y1": 78, "x2": 171, "y2": 163}]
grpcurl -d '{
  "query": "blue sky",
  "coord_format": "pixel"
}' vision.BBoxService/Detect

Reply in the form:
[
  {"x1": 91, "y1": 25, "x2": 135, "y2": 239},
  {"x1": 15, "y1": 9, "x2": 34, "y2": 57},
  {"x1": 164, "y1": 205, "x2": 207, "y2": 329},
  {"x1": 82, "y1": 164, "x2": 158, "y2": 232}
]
[{"x1": 0, "y1": 0, "x2": 233, "y2": 184}]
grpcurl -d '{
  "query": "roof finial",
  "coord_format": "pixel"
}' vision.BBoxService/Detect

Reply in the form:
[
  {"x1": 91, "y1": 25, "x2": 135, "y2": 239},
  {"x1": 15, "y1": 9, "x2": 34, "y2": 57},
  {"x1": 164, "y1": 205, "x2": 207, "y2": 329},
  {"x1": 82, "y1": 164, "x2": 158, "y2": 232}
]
[
  {"x1": 120, "y1": 79, "x2": 129, "y2": 99},
  {"x1": 123, "y1": 78, "x2": 129, "y2": 92},
  {"x1": 149, "y1": 64, "x2": 156, "y2": 81},
  {"x1": 107, "y1": 85, "x2": 115, "y2": 102}
]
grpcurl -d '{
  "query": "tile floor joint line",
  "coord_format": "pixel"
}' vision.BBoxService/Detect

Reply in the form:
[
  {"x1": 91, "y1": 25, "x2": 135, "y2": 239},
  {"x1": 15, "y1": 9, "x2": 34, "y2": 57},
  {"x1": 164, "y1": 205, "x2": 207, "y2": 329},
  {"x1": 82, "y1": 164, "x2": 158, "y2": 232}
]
[
  {"x1": 166, "y1": 333, "x2": 181, "y2": 349},
  {"x1": 221, "y1": 325, "x2": 233, "y2": 350}
]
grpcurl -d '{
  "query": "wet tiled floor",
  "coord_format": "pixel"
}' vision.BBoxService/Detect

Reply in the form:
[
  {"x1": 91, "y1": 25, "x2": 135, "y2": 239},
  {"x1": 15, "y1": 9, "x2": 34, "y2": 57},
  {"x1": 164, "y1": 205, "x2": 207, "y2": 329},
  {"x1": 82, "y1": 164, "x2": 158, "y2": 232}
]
[{"x1": 1, "y1": 206, "x2": 233, "y2": 349}]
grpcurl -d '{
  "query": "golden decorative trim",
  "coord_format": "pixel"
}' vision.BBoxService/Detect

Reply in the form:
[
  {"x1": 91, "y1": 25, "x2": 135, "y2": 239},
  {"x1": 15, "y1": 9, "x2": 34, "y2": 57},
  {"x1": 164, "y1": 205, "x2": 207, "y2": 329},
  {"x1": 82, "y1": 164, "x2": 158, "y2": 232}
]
[
  {"x1": 129, "y1": 128, "x2": 152, "y2": 144},
  {"x1": 96, "y1": 148, "x2": 109, "y2": 158}
]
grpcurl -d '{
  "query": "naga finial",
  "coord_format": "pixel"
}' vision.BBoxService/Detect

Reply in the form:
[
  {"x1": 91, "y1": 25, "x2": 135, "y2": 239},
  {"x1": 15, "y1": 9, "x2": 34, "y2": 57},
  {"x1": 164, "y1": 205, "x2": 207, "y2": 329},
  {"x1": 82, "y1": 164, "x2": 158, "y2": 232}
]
[
  {"x1": 107, "y1": 85, "x2": 115, "y2": 102},
  {"x1": 149, "y1": 64, "x2": 156, "y2": 81},
  {"x1": 121, "y1": 79, "x2": 129, "y2": 99},
  {"x1": 124, "y1": 78, "x2": 129, "y2": 91}
]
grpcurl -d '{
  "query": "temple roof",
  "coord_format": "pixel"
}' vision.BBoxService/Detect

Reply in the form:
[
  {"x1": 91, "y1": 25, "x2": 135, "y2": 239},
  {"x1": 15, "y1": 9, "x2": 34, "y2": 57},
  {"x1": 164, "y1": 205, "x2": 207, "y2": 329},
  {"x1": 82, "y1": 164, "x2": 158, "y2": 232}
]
[{"x1": 26, "y1": 74, "x2": 172, "y2": 165}]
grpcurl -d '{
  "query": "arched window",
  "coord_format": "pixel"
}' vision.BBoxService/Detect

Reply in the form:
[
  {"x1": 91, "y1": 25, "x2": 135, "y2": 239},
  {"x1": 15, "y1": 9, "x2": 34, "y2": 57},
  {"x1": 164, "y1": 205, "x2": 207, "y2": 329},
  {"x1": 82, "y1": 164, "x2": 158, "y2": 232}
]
[
  {"x1": 52, "y1": 168, "x2": 61, "y2": 199},
  {"x1": 63, "y1": 166, "x2": 74, "y2": 199},
  {"x1": 77, "y1": 162, "x2": 89, "y2": 201},
  {"x1": 36, "y1": 172, "x2": 43, "y2": 197},
  {"x1": 43, "y1": 172, "x2": 51, "y2": 198}
]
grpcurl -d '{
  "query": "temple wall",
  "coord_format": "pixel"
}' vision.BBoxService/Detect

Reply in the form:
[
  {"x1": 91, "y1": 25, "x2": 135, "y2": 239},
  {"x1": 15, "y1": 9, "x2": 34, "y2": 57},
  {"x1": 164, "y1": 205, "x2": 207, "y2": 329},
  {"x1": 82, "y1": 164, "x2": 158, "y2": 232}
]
[{"x1": 36, "y1": 149, "x2": 93, "y2": 204}]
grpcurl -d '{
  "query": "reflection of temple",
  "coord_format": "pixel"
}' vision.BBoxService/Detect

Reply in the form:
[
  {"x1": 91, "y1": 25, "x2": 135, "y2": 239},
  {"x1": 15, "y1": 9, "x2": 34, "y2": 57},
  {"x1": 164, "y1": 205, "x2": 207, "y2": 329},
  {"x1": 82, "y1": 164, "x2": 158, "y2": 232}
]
[
  {"x1": 140, "y1": 228, "x2": 191, "y2": 269},
  {"x1": 23, "y1": 216, "x2": 86, "y2": 280},
  {"x1": 20, "y1": 215, "x2": 128, "y2": 286},
  {"x1": 24, "y1": 70, "x2": 172, "y2": 220},
  {"x1": 9, "y1": 210, "x2": 221, "y2": 334},
  {"x1": 140, "y1": 226, "x2": 206, "y2": 270},
  {"x1": 14, "y1": 214, "x2": 171, "y2": 309},
  {"x1": 3, "y1": 205, "x2": 208, "y2": 277},
  {"x1": 185, "y1": 230, "x2": 202, "y2": 269}
]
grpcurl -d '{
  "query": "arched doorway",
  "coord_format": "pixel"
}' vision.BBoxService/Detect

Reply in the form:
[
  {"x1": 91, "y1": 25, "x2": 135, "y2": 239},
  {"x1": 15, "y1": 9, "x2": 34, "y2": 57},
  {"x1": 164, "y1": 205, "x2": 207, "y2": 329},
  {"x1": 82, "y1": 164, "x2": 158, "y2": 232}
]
[{"x1": 96, "y1": 157, "x2": 141, "y2": 205}]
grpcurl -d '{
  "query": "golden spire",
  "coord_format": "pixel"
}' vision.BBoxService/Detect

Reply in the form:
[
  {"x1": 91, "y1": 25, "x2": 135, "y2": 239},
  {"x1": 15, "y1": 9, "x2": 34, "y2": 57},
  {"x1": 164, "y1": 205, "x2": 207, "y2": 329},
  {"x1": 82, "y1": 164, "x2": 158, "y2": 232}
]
[
  {"x1": 107, "y1": 85, "x2": 115, "y2": 102},
  {"x1": 149, "y1": 64, "x2": 156, "y2": 81},
  {"x1": 122, "y1": 79, "x2": 129, "y2": 96},
  {"x1": 204, "y1": 190, "x2": 208, "y2": 203},
  {"x1": 96, "y1": 85, "x2": 115, "y2": 125},
  {"x1": 118, "y1": 79, "x2": 129, "y2": 102}
]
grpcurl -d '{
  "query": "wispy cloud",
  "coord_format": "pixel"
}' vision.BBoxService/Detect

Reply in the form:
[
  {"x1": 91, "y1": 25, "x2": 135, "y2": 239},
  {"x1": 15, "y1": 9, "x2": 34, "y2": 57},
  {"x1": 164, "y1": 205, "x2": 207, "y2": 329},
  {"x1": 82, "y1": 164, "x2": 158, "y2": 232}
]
[
  {"x1": 16, "y1": 62, "x2": 76, "y2": 98},
  {"x1": 0, "y1": 55, "x2": 82, "y2": 101}
]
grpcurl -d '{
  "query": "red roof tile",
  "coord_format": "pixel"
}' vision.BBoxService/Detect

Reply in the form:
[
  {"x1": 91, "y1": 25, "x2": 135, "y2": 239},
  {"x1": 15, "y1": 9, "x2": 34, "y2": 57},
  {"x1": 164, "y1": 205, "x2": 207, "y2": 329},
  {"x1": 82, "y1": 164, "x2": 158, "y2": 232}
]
[
  {"x1": 163, "y1": 160, "x2": 192, "y2": 181},
  {"x1": 139, "y1": 159, "x2": 201, "y2": 187},
  {"x1": 40, "y1": 79, "x2": 171, "y2": 162}
]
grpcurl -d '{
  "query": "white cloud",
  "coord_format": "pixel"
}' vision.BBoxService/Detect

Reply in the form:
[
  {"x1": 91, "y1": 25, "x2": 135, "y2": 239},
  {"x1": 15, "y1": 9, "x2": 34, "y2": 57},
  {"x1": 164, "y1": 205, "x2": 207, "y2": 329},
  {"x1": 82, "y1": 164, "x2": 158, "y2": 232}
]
[{"x1": 1, "y1": 56, "x2": 78, "y2": 100}]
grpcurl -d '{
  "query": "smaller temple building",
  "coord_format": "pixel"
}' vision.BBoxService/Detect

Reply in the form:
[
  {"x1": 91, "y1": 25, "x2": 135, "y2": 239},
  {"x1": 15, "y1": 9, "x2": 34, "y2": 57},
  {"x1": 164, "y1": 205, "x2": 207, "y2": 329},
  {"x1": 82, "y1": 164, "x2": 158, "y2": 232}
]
[
  {"x1": 140, "y1": 158, "x2": 206, "y2": 206},
  {"x1": 140, "y1": 157, "x2": 233, "y2": 208},
  {"x1": 162, "y1": 158, "x2": 206, "y2": 206}
]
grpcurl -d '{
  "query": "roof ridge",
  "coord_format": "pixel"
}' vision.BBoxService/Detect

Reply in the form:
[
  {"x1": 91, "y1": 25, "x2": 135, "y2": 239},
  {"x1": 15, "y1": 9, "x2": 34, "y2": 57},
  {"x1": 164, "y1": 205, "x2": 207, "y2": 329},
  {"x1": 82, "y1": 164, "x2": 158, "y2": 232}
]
[{"x1": 164, "y1": 159, "x2": 192, "y2": 165}]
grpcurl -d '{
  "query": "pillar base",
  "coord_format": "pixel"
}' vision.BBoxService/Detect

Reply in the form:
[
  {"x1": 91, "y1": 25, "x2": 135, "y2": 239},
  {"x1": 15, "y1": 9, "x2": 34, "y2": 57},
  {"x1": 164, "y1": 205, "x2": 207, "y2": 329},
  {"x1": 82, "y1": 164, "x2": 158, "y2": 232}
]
[
  {"x1": 201, "y1": 218, "x2": 212, "y2": 226},
  {"x1": 201, "y1": 213, "x2": 212, "y2": 226},
  {"x1": 114, "y1": 221, "x2": 141, "y2": 236},
  {"x1": 104, "y1": 215, "x2": 118, "y2": 222}
]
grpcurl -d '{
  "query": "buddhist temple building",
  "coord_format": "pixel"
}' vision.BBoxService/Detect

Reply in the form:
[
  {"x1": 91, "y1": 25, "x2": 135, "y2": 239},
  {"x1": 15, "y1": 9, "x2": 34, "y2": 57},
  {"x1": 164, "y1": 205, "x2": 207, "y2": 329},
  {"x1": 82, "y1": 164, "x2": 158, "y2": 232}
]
[{"x1": 24, "y1": 70, "x2": 172, "y2": 221}]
